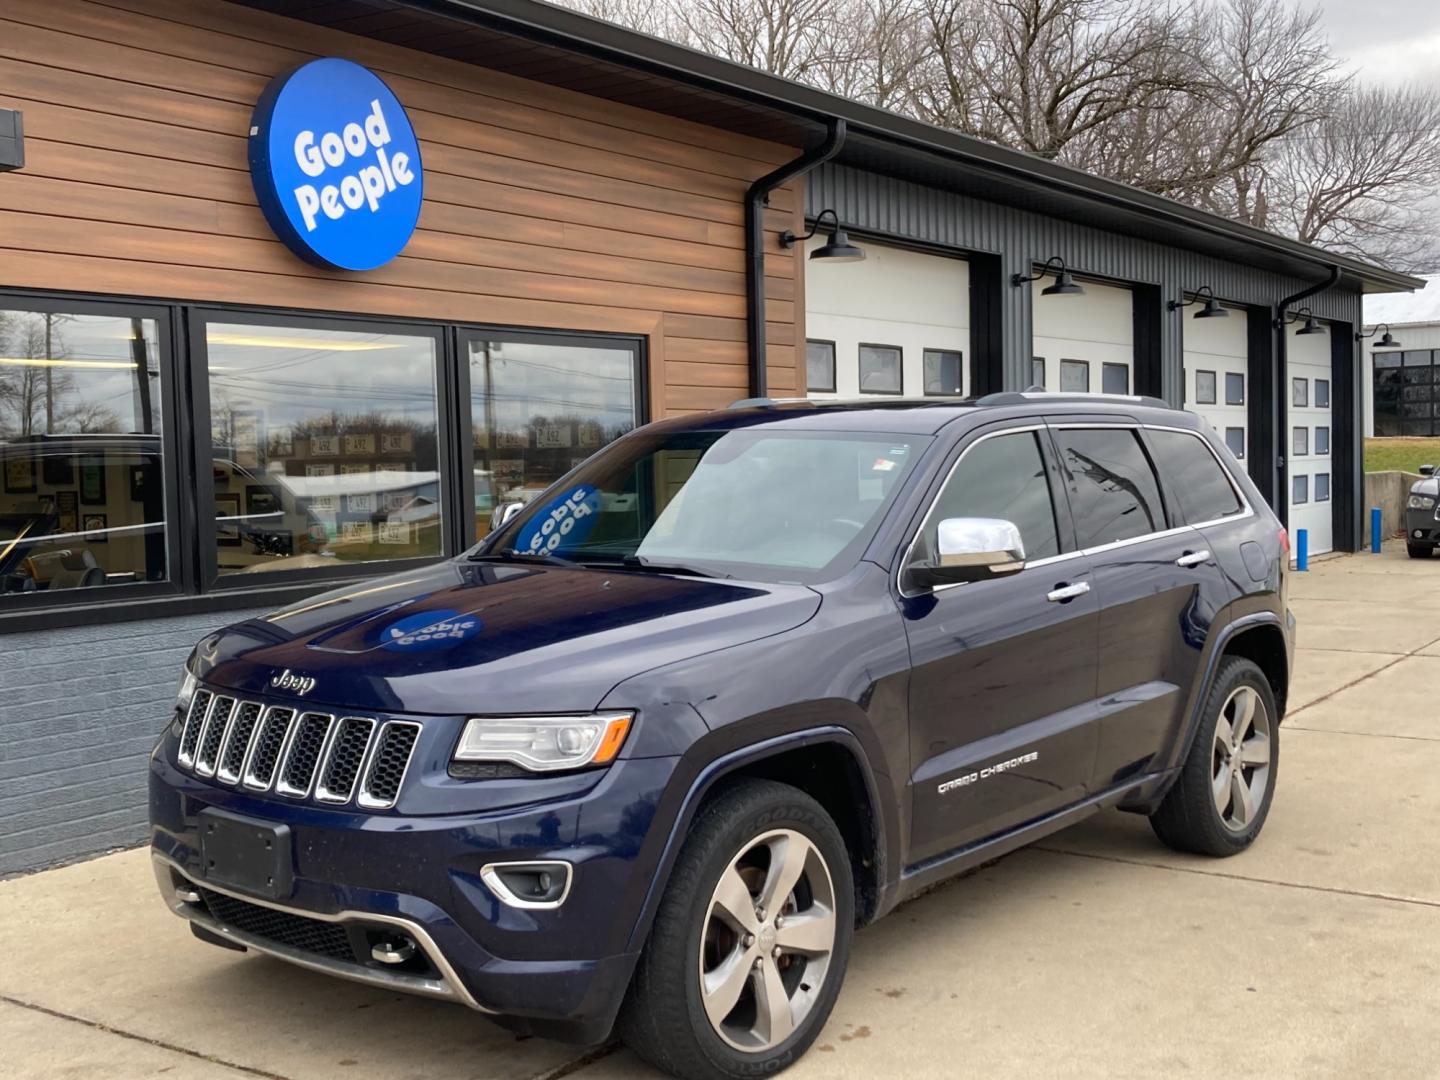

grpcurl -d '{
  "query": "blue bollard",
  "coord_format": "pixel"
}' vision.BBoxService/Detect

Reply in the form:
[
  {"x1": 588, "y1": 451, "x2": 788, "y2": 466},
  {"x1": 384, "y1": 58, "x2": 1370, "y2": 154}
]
[
  {"x1": 1371, "y1": 507, "x2": 1383, "y2": 553},
  {"x1": 1296, "y1": 528, "x2": 1308, "y2": 571}
]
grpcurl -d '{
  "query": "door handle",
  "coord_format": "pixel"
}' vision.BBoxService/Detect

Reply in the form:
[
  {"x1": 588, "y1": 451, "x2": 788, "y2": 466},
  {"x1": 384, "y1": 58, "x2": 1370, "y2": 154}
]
[
  {"x1": 1176, "y1": 550, "x2": 1211, "y2": 567},
  {"x1": 1046, "y1": 581, "x2": 1090, "y2": 603}
]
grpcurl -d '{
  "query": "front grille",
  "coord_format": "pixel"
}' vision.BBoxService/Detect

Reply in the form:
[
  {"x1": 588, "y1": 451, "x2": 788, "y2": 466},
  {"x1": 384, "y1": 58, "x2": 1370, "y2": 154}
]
[
  {"x1": 358, "y1": 722, "x2": 421, "y2": 809},
  {"x1": 177, "y1": 691, "x2": 421, "y2": 811},
  {"x1": 276, "y1": 712, "x2": 334, "y2": 798},
  {"x1": 199, "y1": 888, "x2": 354, "y2": 962}
]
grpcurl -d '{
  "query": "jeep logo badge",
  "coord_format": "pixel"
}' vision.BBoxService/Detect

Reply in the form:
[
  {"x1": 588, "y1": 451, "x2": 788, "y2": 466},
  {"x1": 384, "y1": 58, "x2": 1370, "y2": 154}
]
[{"x1": 270, "y1": 669, "x2": 317, "y2": 697}]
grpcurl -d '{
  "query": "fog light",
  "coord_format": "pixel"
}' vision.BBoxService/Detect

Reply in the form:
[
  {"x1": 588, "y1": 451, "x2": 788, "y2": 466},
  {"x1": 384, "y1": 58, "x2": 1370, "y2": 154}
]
[
  {"x1": 174, "y1": 885, "x2": 202, "y2": 904},
  {"x1": 370, "y1": 936, "x2": 417, "y2": 965},
  {"x1": 1416, "y1": 530, "x2": 1425, "y2": 539},
  {"x1": 481, "y1": 860, "x2": 572, "y2": 909}
]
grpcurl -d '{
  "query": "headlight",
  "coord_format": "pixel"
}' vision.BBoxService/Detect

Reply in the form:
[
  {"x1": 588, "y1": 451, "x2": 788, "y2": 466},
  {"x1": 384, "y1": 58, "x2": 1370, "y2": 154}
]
[
  {"x1": 454, "y1": 712, "x2": 633, "y2": 773},
  {"x1": 1409, "y1": 495, "x2": 1436, "y2": 510},
  {"x1": 177, "y1": 666, "x2": 198, "y2": 714}
]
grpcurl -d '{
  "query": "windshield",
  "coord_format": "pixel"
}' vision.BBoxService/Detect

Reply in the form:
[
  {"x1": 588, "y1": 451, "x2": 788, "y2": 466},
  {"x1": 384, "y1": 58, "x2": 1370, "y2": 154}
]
[{"x1": 483, "y1": 426, "x2": 925, "y2": 583}]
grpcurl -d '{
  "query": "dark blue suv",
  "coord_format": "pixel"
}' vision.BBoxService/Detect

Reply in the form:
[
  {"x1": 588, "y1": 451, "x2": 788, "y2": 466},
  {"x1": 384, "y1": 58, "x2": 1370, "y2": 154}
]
[{"x1": 150, "y1": 394, "x2": 1293, "y2": 1079}]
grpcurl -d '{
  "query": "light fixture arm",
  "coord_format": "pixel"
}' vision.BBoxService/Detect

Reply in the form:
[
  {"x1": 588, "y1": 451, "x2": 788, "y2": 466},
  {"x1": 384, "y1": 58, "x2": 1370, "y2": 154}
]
[
  {"x1": 1356, "y1": 323, "x2": 1392, "y2": 341},
  {"x1": 1284, "y1": 305, "x2": 1315, "y2": 326},
  {"x1": 1169, "y1": 284, "x2": 1216, "y2": 312},
  {"x1": 779, "y1": 208, "x2": 840, "y2": 249},
  {"x1": 1011, "y1": 255, "x2": 1068, "y2": 287}
]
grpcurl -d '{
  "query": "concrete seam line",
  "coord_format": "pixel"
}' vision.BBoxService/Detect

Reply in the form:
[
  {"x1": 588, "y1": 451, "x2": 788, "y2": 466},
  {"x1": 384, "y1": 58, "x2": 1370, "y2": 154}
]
[
  {"x1": 523, "y1": 1043, "x2": 621, "y2": 1080},
  {"x1": 1284, "y1": 625, "x2": 1440, "y2": 722},
  {"x1": 1032, "y1": 848, "x2": 1440, "y2": 912},
  {"x1": 1285, "y1": 726, "x2": 1440, "y2": 743},
  {"x1": 0, "y1": 994, "x2": 294, "y2": 1080}
]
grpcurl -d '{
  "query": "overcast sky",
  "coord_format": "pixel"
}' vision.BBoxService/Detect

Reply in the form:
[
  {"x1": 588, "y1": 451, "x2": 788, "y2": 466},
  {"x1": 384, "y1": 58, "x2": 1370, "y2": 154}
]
[{"x1": 1317, "y1": 0, "x2": 1440, "y2": 85}]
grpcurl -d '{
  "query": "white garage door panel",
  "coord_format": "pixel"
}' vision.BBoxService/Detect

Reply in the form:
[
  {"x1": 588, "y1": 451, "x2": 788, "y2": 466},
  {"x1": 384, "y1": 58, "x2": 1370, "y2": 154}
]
[
  {"x1": 806, "y1": 238, "x2": 969, "y2": 399},
  {"x1": 1183, "y1": 307, "x2": 1249, "y2": 465},
  {"x1": 1031, "y1": 278, "x2": 1133, "y2": 394},
  {"x1": 1288, "y1": 325, "x2": 1333, "y2": 557}
]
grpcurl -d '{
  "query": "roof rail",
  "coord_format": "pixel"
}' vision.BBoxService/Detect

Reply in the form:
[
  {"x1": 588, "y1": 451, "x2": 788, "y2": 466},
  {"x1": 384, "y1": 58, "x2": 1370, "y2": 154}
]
[
  {"x1": 726, "y1": 396, "x2": 812, "y2": 409},
  {"x1": 975, "y1": 390, "x2": 1173, "y2": 410}
]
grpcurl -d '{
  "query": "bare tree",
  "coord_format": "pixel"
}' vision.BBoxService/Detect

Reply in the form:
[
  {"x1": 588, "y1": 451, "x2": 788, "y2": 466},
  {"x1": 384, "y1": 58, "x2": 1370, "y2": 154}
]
[{"x1": 675, "y1": 0, "x2": 845, "y2": 81}]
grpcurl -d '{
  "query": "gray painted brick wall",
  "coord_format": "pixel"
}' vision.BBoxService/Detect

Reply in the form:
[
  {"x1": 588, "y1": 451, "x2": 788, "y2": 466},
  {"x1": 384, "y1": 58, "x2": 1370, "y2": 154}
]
[{"x1": 0, "y1": 607, "x2": 271, "y2": 876}]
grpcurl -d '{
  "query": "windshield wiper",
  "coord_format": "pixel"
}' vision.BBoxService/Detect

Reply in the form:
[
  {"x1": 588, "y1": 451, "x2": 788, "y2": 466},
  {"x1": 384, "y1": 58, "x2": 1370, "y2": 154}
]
[
  {"x1": 468, "y1": 549, "x2": 579, "y2": 568},
  {"x1": 617, "y1": 554, "x2": 722, "y2": 579}
]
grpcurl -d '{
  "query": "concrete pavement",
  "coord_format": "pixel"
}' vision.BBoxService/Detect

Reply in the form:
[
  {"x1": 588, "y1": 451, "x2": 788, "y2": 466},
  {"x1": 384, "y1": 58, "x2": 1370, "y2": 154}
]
[{"x1": 3, "y1": 543, "x2": 1438, "y2": 1079}]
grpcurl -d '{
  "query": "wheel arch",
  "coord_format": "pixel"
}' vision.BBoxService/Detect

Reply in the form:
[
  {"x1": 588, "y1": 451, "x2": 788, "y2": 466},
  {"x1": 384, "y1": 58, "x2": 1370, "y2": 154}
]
[{"x1": 623, "y1": 727, "x2": 889, "y2": 957}]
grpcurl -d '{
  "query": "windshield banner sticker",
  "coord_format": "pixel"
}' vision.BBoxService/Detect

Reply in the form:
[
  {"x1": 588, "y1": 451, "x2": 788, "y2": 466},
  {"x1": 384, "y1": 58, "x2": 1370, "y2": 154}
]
[{"x1": 515, "y1": 484, "x2": 602, "y2": 555}]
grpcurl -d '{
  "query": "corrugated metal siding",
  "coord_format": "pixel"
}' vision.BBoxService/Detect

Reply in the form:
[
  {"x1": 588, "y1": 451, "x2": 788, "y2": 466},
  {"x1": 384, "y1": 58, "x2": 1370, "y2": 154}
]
[
  {"x1": 809, "y1": 164, "x2": 1363, "y2": 397},
  {"x1": 0, "y1": 606, "x2": 271, "y2": 876}
]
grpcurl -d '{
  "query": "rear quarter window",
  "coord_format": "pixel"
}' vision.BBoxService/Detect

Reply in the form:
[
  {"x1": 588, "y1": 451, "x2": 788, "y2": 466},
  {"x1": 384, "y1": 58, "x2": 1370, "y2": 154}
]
[{"x1": 1146, "y1": 429, "x2": 1243, "y2": 523}]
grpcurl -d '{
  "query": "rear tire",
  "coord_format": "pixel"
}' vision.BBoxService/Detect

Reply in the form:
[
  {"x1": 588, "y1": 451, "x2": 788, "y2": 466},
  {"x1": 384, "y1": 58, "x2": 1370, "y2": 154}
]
[
  {"x1": 1150, "y1": 657, "x2": 1278, "y2": 857},
  {"x1": 1407, "y1": 542, "x2": 1433, "y2": 559},
  {"x1": 619, "y1": 779, "x2": 854, "y2": 1080}
]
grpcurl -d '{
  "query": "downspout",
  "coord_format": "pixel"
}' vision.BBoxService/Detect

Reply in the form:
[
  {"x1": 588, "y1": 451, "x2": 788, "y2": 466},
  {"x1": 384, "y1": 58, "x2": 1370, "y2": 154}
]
[
  {"x1": 1273, "y1": 264, "x2": 1341, "y2": 525},
  {"x1": 745, "y1": 118, "x2": 846, "y2": 397}
]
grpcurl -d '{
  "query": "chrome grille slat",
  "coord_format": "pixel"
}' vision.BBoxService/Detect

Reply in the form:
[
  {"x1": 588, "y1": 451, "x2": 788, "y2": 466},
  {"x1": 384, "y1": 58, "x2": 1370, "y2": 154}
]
[
  {"x1": 357, "y1": 721, "x2": 421, "y2": 810},
  {"x1": 177, "y1": 690, "x2": 214, "y2": 767},
  {"x1": 243, "y1": 707, "x2": 297, "y2": 791},
  {"x1": 217, "y1": 702, "x2": 263, "y2": 785},
  {"x1": 315, "y1": 717, "x2": 377, "y2": 804},
  {"x1": 275, "y1": 712, "x2": 336, "y2": 798},
  {"x1": 194, "y1": 696, "x2": 236, "y2": 778}
]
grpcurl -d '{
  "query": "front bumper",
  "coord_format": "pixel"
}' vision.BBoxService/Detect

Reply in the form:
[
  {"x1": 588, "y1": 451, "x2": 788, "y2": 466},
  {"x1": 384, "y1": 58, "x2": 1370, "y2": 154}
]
[
  {"x1": 1405, "y1": 509, "x2": 1438, "y2": 545},
  {"x1": 149, "y1": 747, "x2": 679, "y2": 1044}
]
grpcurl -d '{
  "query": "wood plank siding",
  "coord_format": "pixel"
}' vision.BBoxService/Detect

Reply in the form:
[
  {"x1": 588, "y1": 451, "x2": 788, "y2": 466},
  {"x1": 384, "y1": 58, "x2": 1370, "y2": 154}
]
[{"x1": 0, "y1": 0, "x2": 807, "y2": 413}]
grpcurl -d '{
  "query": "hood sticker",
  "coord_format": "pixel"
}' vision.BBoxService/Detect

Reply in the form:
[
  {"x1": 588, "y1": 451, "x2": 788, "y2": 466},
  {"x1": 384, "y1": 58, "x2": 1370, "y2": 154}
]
[{"x1": 380, "y1": 608, "x2": 484, "y2": 652}]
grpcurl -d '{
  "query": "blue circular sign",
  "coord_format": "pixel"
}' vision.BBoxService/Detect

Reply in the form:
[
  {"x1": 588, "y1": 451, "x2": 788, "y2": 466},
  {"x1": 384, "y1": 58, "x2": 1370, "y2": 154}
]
[
  {"x1": 379, "y1": 609, "x2": 483, "y2": 652},
  {"x1": 515, "y1": 484, "x2": 604, "y2": 555},
  {"x1": 248, "y1": 58, "x2": 424, "y2": 271}
]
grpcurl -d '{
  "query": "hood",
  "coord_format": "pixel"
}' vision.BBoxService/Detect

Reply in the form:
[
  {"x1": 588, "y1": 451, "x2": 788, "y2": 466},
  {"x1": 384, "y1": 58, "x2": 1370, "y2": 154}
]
[
  {"x1": 195, "y1": 560, "x2": 820, "y2": 714},
  {"x1": 1410, "y1": 476, "x2": 1439, "y2": 498}
]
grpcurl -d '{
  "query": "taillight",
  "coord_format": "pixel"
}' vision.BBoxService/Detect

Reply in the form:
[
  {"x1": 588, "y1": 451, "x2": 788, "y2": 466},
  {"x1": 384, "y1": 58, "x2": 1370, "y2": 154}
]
[{"x1": 1278, "y1": 528, "x2": 1290, "y2": 556}]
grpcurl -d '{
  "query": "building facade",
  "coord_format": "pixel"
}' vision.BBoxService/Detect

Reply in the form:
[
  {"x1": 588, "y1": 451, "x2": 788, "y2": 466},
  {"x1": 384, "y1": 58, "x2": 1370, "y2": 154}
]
[{"x1": 0, "y1": 0, "x2": 1419, "y2": 874}]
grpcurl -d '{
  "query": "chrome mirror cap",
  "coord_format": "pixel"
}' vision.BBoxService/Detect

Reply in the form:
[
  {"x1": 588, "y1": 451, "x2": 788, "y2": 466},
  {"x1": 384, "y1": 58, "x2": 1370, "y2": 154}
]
[{"x1": 934, "y1": 517, "x2": 1026, "y2": 578}]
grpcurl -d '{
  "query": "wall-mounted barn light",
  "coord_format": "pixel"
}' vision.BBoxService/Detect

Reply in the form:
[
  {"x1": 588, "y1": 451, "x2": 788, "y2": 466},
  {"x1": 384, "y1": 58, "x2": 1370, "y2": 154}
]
[
  {"x1": 1012, "y1": 256, "x2": 1085, "y2": 296},
  {"x1": 1357, "y1": 323, "x2": 1403, "y2": 349},
  {"x1": 1287, "y1": 306, "x2": 1327, "y2": 336},
  {"x1": 1168, "y1": 284, "x2": 1228, "y2": 319},
  {"x1": 779, "y1": 208, "x2": 866, "y2": 262}
]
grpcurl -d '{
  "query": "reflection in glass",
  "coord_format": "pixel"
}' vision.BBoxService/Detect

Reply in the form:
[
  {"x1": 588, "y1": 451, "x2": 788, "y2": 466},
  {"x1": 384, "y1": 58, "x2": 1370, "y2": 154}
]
[
  {"x1": 923, "y1": 350, "x2": 962, "y2": 396},
  {"x1": 858, "y1": 345, "x2": 902, "y2": 394},
  {"x1": 205, "y1": 322, "x2": 442, "y2": 575},
  {"x1": 0, "y1": 310, "x2": 165, "y2": 595},
  {"x1": 469, "y1": 336, "x2": 639, "y2": 539}
]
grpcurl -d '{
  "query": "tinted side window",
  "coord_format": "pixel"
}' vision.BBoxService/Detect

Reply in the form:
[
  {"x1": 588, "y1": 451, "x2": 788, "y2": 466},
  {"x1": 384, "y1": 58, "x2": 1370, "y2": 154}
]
[
  {"x1": 1054, "y1": 428, "x2": 1166, "y2": 547},
  {"x1": 1145, "y1": 429, "x2": 1243, "y2": 523},
  {"x1": 926, "y1": 431, "x2": 1059, "y2": 561}
]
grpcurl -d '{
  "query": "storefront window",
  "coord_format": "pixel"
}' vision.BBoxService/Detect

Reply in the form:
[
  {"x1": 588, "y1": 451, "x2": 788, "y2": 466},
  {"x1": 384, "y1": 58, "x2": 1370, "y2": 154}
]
[
  {"x1": 203, "y1": 320, "x2": 443, "y2": 576},
  {"x1": 1, "y1": 309, "x2": 166, "y2": 596},
  {"x1": 468, "y1": 334, "x2": 640, "y2": 538}
]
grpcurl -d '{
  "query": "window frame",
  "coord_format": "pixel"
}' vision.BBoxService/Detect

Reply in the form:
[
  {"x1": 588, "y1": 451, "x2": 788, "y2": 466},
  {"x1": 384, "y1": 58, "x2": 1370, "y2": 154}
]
[
  {"x1": 1225, "y1": 372, "x2": 1245, "y2": 406},
  {"x1": 922, "y1": 348, "x2": 964, "y2": 397},
  {"x1": 1101, "y1": 362, "x2": 1129, "y2": 395},
  {"x1": 1194, "y1": 369, "x2": 1217, "y2": 405},
  {"x1": 805, "y1": 338, "x2": 837, "y2": 394},
  {"x1": 857, "y1": 342, "x2": 904, "y2": 396},
  {"x1": 1225, "y1": 426, "x2": 1246, "y2": 460},
  {"x1": 0, "y1": 289, "x2": 649, "y2": 632},
  {"x1": 0, "y1": 293, "x2": 189, "y2": 618},
  {"x1": 1315, "y1": 378, "x2": 1330, "y2": 409},
  {"x1": 1059, "y1": 358, "x2": 1090, "y2": 393},
  {"x1": 1292, "y1": 377, "x2": 1308, "y2": 408}
]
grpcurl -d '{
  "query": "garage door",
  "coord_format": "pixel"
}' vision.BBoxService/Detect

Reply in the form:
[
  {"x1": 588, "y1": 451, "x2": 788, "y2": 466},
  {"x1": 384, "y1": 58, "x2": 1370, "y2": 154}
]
[
  {"x1": 1031, "y1": 278, "x2": 1133, "y2": 395},
  {"x1": 805, "y1": 238, "x2": 969, "y2": 399},
  {"x1": 1183, "y1": 304, "x2": 1248, "y2": 465},
  {"x1": 1288, "y1": 323, "x2": 1333, "y2": 557}
]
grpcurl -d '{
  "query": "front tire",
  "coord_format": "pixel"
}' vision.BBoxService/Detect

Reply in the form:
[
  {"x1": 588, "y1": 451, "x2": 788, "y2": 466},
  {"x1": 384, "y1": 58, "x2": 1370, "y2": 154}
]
[
  {"x1": 1150, "y1": 657, "x2": 1279, "y2": 857},
  {"x1": 619, "y1": 779, "x2": 854, "y2": 1080},
  {"x1": 1407, "y1": 542, "x2": 1433, "y2": 559}
]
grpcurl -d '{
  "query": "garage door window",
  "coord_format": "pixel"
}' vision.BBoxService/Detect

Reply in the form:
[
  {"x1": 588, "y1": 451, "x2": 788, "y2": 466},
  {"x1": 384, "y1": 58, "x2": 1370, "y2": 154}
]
[
  {"x1": 1060, "y1": 359, "x2": 1089, "y2": 393},
  {"x1": 1031, "y1": 357, "x2": 1046, "y2": 389},
  {"x1": 1315, "y1": 473, "x2": 1330, "y2": 502},
  {"x1": 1293, "y1": 475, "x2": 1308, "y2": 504},
  {"x1": 1292, "y1": 378, "x2": 1308, "y2": 407},
  {"x1": 1225, "y1": 373, "x2": 1245, "y2": 405},
  {"x1": 1315, "y1": 379, "x2": 1330, "y2": 408},
  {"x1": 1102, "y1": 363, "x2": 1128, "y2": 395},
  {"x1": 1293, "y1": 427, "x2": 1308, "y2": 457},
  {"x1": 859, "y1": 345, "x2": 902, "y2": 395},
  {"x1": 1195, "y1": 370, "x2": 1217, "y2": 405},
  {"x1": 1315, "y1": 426, "x2": 1329, "y2": 455},
  {"x1": 923, "y1": 350, "x2": 962, "y2": 396},
  {"x1": 1054, "y1": 428, "x2": 1166, "y2": 546},
  {"x1": 1225, "y1": 427, "x2": 1245, "y2": 459},
  {"x1": 806, "y1": 340, "x2": 836, "y2": 393}
]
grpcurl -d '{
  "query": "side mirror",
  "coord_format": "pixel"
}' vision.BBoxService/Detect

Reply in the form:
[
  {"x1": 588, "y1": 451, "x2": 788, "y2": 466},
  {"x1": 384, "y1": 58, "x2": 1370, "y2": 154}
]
[
  {"x1": 490, "y1": 501, "x2": 526, "y2": 530},
  {"x1": 908, "y1": 517, "x2": 1026, "y2": 590},
  {"x1": 1421, "y1": 465, "x2": 1435, "y2": 477}
]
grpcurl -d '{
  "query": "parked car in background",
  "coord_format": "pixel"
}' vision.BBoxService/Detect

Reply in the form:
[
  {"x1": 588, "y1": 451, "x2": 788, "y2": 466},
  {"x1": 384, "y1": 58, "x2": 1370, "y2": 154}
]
[
  {"x1": 1405, "y1": 464, "x2": 1440, "y2": 558},
  {"x1": 150, "y1": 393, "x2": 1293, "y2": 1080}
]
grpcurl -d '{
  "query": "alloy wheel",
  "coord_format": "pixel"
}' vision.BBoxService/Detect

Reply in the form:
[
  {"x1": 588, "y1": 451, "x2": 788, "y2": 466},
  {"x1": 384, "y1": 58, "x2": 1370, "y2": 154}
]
[
  {"x1": 697, "y1": 828, "x2": 837, "y2": 1052},
  {"x1": 1211, "y1": 685, "x2": 1272, "y2": 831}
]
